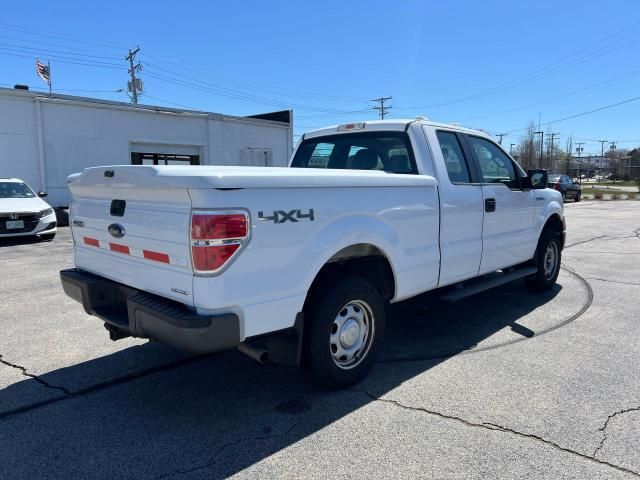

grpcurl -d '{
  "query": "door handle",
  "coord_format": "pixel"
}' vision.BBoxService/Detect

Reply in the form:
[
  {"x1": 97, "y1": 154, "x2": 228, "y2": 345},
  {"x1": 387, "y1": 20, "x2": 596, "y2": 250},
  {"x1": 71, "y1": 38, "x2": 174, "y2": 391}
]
[{"x1": 485, "y1": 198, "x2": 496, "y2": 212}]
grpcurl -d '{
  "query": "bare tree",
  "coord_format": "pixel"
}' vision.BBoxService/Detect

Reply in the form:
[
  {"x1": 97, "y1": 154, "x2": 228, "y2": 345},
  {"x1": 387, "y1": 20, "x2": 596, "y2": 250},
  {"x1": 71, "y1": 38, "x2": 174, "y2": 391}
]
[
  {"x1": 515, "y1": 122, "x2": 537, "y2": 170},
  {"x1": 565, "y1": 136, "x2": 573, "y2": 176}
]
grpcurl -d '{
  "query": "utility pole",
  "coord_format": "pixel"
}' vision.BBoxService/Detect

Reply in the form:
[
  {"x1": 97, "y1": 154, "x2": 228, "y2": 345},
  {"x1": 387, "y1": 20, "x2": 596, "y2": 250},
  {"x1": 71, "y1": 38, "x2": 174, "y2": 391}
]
[
  {"x1": 534, "y1": 131, "x2": 544, "y2": 168},
  {"x1": 598, "y1": 139, "x2": 608, "y2": 173},
  {"x1": 547, "y1": 132, "x2": 560, "y2": 169},
  {"x1": 496, "y1": 133, "x2": 508, "y2": 145},
  {"x1": 576, "y1": 142, "x2": 585, "y2": 183},
  {"x1": 370, "y1": 96, "x2": 392, "y2": 119},
  {"x1": 125, "y1": 47, "x2": 142, "y2": 104}
]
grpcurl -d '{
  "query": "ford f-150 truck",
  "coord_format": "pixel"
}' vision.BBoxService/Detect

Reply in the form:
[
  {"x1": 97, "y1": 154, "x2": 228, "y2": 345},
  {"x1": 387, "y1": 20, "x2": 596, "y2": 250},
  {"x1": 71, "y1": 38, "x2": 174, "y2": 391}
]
[{"x1": 60, "y1": 119, "x2": 565, "y2": 387}]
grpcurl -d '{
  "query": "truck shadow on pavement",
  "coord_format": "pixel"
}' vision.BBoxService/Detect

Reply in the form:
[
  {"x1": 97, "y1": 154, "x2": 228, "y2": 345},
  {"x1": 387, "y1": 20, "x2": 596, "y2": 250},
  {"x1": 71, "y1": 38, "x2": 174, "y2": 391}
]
[{"x1": 1, "y1": 282, "x2": 566, "y2": 479}]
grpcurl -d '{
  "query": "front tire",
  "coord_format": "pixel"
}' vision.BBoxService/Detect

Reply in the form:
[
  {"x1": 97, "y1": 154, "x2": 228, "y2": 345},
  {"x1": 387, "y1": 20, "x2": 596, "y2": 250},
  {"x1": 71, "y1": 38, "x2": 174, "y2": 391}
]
[
  {"x1": 524, "y1": 229, "x2": 561, "y2": 291},
  {"x1": 303, "y1": 275, "x2": 385, "y2": 388},
  {"x1": 575, "y1": 192, "x2": 581, "y2": 202}
]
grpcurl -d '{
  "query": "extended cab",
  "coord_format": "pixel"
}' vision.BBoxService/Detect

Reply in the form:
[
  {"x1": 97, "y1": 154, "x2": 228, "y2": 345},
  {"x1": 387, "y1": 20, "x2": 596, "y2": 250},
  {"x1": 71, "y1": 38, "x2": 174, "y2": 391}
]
[{"x1": 60, "y1": 119, "x2": 565, "y2": 387}]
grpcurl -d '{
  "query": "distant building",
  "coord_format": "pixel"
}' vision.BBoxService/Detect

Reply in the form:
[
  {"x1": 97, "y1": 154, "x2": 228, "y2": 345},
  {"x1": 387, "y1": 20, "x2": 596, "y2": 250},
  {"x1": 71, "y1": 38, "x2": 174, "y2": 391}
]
[{"x1": 621, "y1": 149, "x2": 640, "y2": 179}]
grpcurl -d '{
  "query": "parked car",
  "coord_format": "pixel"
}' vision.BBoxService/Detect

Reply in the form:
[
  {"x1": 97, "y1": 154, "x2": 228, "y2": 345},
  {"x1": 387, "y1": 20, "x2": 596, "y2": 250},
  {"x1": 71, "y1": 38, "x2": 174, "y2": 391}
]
[
  {"x1": 0, "y1": 178, "x2": 57, "y2": 240},
  {"x1": 549, "y1": 174, "x2": 581, "y2": 202},
  {"x1": 61, "y1": 119, "x2": 565, "y2": 387}
]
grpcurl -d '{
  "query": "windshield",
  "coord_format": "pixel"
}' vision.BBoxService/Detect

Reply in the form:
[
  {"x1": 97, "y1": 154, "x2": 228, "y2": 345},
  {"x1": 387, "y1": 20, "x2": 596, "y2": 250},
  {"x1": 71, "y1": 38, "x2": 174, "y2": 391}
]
[
  {"x1": 0, "y1": 182, "x2": 36, "y2": 199},
  {"x1": 291, "y1": 131, "x2": 417, "y2": 174}
]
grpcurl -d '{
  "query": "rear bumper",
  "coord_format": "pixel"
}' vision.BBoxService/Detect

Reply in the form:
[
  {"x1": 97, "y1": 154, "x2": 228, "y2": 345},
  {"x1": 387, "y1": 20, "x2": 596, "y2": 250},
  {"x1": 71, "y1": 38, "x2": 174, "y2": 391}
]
[{"x1": 60, "y1": 268, "x2": 240, "y2": 354}]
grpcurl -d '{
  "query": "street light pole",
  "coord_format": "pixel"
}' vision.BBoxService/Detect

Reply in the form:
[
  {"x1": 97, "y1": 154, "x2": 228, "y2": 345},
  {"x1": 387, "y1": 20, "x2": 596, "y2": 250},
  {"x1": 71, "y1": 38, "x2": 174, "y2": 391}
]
[{"x1": 534, "y1": 131, "x2": 544, "y2": 168}]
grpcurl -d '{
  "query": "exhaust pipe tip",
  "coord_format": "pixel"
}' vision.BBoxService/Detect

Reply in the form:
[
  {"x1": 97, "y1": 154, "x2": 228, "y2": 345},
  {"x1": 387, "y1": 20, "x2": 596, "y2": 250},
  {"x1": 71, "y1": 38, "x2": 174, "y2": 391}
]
[{"x1": 238, "y1": 342, "x2": 270, "y2": 364}]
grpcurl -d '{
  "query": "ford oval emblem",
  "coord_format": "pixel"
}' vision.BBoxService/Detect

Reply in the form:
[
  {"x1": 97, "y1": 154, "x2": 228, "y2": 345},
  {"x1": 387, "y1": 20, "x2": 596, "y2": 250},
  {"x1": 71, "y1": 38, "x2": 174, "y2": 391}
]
[{"x1": 108, "y1": 223, "x2": 125, "y2": 238}]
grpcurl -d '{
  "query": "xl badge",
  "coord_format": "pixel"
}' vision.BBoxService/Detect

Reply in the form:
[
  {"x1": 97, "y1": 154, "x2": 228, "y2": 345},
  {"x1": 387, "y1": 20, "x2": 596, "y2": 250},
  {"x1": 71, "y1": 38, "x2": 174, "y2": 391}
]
[{"x1": 258, "y1": 209, "x2": 315, "y2": 224}]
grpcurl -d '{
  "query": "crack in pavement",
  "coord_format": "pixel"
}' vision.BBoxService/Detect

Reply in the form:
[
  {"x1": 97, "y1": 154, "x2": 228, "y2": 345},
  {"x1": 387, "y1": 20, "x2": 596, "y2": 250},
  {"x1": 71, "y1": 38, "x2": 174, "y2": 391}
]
[
  {"x1": 594, "y1": 406, "x2": 640, "y2": 458},
  {"x1": 353, "y1": 389, "x2": 640, "y2": 478},
  {"x1": 564, "y1": 235, "x2": 611, "y2": 249},
  {"x1": 0, "y1": 354, "x2": 71, "y2": 396},
  {"x1": 0, "y1": 352, "x2": 225, "y2": 420},
  {"x1": 150, "y1": 421, "x2": 302, "y2": 480},
  {"x1": 564, "y1": 226, "x2": 640, "y2": 250},
  {"x1": 585, "y1": 277, "x2": 640, "y2": 286}
]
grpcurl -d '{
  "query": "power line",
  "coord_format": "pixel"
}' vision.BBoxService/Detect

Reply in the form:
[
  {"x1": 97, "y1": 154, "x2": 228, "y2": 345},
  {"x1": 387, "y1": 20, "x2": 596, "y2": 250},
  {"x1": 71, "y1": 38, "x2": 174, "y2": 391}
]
[
  {"x1": 0, "y1": 33, "x2": 121, "y2": 58},
  {"x1": 1, "y1": 21, "x2": 371, "y2": 105},
  {"x1": 0, "y1": 21, "x2": 127, "y2": 51},
  {"x1": 144, "y1": 62, "x2": 365, "y2": 113},
  {"x1": 0, "y1": 49, "x2": 122, "y2": 69},
  {"x1": 295, "y1": 109, "x2": 372, "y2": 119},
  {"x1": 144, "y1": 66, "x2": 365, "y2": 114},
  {"x1": 454, "y1": 68, "x2": 640, "y2": 123},
  {"x1": 141, "y1": 94, "x2": 198, "y2": 110},
  {"x1": 394, "y1": 21, "x2": 640, "y2": 111},
  {"x1": 0, "y1": 41, "x2": 121, "y2": 61},
  {"x1": 370, "y1": 96, "x2": 392, "y2": 119},
  {"x1": 143, "y1": 54, "x2": 370, "y2": 104},
  {"x1": 507, "y1": 95, "x2": 640, "y2": 134}
]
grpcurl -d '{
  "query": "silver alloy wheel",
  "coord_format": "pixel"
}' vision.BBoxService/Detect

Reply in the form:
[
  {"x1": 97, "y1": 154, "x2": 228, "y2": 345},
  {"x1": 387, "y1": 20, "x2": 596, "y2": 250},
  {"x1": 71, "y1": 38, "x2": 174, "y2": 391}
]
[
  {"x1": 543, "y1": 241, "x2": 559, "y2": 279},
  {"x1": 329, "y1": 300, "x2": 375, "y2": 370}
]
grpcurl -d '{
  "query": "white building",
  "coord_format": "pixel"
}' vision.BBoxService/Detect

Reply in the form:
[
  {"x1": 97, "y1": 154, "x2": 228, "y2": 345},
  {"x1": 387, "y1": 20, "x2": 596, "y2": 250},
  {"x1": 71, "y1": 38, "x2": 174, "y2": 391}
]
[{"x1": 0, "y1": 87, "x2": 293, "y2": 207}]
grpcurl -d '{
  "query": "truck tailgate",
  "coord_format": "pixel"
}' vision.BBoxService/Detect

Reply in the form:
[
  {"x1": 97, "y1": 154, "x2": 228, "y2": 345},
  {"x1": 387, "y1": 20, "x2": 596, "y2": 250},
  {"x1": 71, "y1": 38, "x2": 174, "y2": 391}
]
[{"x1": 68, "y1": 167, "x2": 194, "y2": 305}]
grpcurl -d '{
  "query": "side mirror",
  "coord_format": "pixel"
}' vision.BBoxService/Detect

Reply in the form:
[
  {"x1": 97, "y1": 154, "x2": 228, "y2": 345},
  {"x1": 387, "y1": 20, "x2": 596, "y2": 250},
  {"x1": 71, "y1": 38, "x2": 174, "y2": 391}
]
[
  {"x1": 527, "y1": 169, "x2": 548, "y2": 189},
  {"x1": 37, "y1": 191, "x2": 48, "y2": 198}
]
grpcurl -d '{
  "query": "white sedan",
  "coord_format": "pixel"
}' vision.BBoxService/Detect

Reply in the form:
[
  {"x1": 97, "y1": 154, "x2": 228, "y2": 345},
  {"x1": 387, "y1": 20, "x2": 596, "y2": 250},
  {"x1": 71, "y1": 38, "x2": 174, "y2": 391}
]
[{"x1": 0, "y1": 178, "x2": 57, "y2": 240}]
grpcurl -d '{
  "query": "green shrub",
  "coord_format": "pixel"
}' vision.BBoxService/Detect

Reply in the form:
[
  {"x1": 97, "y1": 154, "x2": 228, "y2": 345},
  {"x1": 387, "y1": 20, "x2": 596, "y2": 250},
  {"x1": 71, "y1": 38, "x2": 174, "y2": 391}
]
[{"x1": 594, "y1": 192, "x2": 604, "y2": 200}]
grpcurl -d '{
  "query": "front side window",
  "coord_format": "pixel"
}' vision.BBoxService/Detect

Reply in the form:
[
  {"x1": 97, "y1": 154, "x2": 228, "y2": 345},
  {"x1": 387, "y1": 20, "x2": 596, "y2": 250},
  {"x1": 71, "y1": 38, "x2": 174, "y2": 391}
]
[
  {"x1": 291, "y1": 131, "x2": 417, "y2": 174},
  {"x1": 467, "y1": 136, "x2": 519, "y2": 189},
  {"x1": 0, "y1": 182, "x2": 35, "y2": 199},
  {"x1": 436, "y1": 131, "x2": 471, "y2": 183}
]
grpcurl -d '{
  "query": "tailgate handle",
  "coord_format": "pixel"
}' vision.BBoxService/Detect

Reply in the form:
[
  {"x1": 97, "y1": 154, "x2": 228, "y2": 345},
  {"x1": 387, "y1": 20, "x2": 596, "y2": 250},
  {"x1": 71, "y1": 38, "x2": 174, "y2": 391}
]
[
  {"x1": 110, "y1": 199, "x2": 126, "y2": 217},
  {"x1": 485, "y1": 198, "x2": 496, "y2": 212}
]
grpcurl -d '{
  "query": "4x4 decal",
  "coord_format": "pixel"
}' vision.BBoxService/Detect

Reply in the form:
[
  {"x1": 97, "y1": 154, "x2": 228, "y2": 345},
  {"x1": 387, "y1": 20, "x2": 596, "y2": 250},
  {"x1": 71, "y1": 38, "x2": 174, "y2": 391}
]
[{"x1": 258, "y1": 209, "x2": 315, "y2": 223}]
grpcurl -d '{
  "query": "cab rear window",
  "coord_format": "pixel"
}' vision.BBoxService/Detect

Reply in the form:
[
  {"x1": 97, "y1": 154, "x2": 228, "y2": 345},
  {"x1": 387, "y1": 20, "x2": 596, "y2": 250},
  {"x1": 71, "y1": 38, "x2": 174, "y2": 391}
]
[{"x1": 291, "y1": 131, "x2": 417, "y2": 174}]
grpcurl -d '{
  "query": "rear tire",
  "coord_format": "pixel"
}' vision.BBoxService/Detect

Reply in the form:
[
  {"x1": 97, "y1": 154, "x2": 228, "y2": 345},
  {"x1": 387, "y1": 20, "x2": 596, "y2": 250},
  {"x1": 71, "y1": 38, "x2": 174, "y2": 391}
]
[
  {"x1": 575, "y1": 192, "x2": 581, "y2": 202},
  {"x1": 303, "y1": 275, "x2": 385, "y2": 389},
  {"x1": 524, "y1": 229, "x2": 561, "y2": 292}
]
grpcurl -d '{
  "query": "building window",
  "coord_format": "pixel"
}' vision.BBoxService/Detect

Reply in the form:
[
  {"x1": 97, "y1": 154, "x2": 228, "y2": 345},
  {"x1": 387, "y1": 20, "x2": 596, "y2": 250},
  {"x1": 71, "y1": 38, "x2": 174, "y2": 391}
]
[{"x1": 131, "y1": 152, "x2": 200, "y2": 166}]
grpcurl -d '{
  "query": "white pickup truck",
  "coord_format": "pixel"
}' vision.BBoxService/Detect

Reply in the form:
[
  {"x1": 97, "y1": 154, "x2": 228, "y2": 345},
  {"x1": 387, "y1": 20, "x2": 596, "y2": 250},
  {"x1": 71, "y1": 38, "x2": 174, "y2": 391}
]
[{"x1": 61, "y1": 119, "x2": 565, "y2": 387}]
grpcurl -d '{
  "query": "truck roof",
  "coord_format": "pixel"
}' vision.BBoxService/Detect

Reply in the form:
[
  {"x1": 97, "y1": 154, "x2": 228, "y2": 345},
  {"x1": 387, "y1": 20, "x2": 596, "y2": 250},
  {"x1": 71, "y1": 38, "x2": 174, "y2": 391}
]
[{"x1": 302, "y1": 119, "x2": 493, "y2": 140}]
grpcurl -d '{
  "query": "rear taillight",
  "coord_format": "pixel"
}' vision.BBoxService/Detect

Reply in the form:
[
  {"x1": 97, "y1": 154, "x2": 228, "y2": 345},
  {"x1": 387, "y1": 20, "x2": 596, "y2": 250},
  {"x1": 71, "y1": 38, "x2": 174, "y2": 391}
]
[{"x1": 190, "y1": 211, "x2": 249, "y2": 274}]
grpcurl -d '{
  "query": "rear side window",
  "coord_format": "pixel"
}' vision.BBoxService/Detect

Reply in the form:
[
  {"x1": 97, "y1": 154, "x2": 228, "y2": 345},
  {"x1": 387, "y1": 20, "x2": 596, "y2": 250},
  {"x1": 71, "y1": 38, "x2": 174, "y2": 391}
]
[
  {"x1": 435, "y1": 131, "x2": 471, "y2": 183},
  {"x1": 291, "y1": 131, "x2": 417, "y2": 174}
]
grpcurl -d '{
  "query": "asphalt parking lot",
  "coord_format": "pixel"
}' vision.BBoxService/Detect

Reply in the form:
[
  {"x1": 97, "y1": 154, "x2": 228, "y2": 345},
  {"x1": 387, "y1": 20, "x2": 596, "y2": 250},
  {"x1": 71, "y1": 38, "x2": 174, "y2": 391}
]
[{"x1": 1, "y1": 200, "x2": 639, "y2": 479}]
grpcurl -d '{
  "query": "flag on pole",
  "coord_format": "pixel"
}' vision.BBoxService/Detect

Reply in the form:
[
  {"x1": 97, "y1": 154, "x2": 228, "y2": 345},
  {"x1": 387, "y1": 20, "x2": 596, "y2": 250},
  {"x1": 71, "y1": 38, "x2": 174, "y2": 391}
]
[{"x1": 35, "y1": 59, "x2": 51, "y2": 85}]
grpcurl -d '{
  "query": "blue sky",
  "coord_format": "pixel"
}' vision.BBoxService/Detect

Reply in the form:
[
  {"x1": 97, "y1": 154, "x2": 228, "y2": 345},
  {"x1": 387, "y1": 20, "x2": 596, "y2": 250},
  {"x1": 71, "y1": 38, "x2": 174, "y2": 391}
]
[{"x1": 2, "y1": 0, "x2": 639, "y2": 154}]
